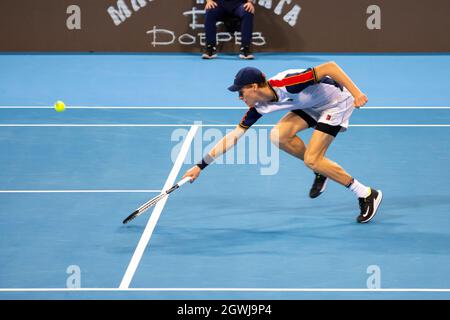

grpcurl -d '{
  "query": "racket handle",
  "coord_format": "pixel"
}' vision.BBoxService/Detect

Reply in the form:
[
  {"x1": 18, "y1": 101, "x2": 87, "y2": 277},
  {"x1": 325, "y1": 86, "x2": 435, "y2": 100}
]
[{"x1": 178, "y1": 176, "x2": 192, "y2": 187}]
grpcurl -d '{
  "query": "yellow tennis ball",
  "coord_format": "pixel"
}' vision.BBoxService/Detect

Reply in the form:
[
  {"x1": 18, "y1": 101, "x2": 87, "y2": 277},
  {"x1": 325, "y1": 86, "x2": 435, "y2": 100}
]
[{"x1": 54, "y1": 100, "x2": 65, "y2": 112}]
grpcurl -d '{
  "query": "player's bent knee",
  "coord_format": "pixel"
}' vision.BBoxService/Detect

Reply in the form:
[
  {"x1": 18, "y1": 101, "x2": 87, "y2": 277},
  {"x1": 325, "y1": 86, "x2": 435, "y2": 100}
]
[{"x1": 304, "y1": 152, "x2": 320, "y2": 171}]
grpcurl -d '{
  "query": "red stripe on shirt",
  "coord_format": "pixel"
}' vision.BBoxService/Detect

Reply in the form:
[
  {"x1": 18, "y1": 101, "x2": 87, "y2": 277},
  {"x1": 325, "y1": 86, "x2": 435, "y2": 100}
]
[{"x1": 268, "y1": 70, "x2": 315, "y2": 88}]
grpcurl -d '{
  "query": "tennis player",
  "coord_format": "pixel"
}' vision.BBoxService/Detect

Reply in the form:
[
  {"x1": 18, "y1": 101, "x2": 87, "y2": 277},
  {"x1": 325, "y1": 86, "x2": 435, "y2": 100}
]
[{"x1": 182, "y1": 61, "x2": 382, "y2": 223}]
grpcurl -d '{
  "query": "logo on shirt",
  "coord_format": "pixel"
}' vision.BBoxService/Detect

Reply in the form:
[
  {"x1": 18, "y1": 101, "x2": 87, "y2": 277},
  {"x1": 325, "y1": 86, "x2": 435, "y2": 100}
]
[{"x1": 326, "y1": 114, "x2": 332, "y2": 121}]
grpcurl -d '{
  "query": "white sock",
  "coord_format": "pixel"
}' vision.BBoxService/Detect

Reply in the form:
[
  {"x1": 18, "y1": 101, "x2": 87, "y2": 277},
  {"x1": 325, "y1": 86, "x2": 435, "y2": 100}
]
[{"x1": 348, "y1": 179, "x2": 370, "y2": 198}]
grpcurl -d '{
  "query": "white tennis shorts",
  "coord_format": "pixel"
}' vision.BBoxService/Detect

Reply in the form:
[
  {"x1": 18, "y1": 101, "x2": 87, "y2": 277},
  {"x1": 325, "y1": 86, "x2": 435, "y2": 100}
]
[{"x1": 303, "y1": 95, "x2": 355, "y2": 132}]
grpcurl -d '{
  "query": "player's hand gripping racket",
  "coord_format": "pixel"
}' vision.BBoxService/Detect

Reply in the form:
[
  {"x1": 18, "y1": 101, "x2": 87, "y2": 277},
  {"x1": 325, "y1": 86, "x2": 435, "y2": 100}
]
[{"x1": 122, "y1": 176, "x2": 192, "y2": 224}]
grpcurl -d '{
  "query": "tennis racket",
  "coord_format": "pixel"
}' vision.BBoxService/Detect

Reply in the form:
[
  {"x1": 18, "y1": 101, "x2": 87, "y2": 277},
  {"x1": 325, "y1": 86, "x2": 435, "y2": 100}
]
[{"x1": 122, "y1": 176, "x2": 192, "y2": 224}]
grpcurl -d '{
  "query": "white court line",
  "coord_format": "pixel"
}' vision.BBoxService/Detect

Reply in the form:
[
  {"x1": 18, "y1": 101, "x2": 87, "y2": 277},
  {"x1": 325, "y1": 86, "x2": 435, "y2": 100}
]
[
  {"x1": 1, "y1": 106, "x2": 450, "y2": 109},
  {"x1": 0, "y1": 124, "x2": 450, "y2": 127},
  {"x1": 119, "y1": 124, "x2": 199, "y2": 289},
  {"x1": 1, "y1": 288, "x2": 450, "y2": 292},
  {"x1": 0, "y1": 190, "x2": 161, "y2": 193}
]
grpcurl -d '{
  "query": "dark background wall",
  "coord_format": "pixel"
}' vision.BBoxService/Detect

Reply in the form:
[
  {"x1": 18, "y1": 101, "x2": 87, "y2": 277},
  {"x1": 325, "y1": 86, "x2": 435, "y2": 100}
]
[{"x1": 0, "y1": 0, "x2": 448, "y2": 52}]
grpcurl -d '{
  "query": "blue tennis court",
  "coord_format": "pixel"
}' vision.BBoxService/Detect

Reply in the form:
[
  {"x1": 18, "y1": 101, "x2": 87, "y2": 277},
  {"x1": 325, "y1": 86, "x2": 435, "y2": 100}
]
[{"x1": 1, "y1": 53, "x2": 450, "y2": 299}]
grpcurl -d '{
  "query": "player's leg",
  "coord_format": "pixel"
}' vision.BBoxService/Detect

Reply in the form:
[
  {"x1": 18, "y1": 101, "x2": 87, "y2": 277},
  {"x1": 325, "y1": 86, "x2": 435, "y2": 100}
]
[
  {"x1": 304, "y1": 126, "x2": 352, "y2": 185},
  {"x1": 270, "y1": 111, "x2": 312, "y2": 160},
  {"x1": 304, "y1": 125, "x2": 382, "y2": 223},
  {"x1": 270, "y1": 110, "x2": 328, "y2": 198}
]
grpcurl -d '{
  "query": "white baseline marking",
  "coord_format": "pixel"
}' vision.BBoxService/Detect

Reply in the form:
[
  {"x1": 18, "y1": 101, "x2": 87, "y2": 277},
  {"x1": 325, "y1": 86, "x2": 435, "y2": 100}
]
[
  {"x1": 119, "y1": 125, "x2": 199, "y2": 289},
  {"x1": 0, "y1": 288, "x2": 450, "y2": 292},
  {"x1": 0, "y1": 190, "x2": 161, "y2": 193}
]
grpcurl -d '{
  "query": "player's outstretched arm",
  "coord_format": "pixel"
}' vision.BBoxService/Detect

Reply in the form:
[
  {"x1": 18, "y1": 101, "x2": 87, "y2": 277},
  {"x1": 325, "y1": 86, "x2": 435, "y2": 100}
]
[
  {"x1": 314, "y1": 61, "x2": 368, "y2": 108},
  {"x1": 182, "y1": 125, "x2": 248, "y2": 182}
]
